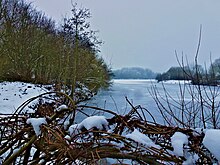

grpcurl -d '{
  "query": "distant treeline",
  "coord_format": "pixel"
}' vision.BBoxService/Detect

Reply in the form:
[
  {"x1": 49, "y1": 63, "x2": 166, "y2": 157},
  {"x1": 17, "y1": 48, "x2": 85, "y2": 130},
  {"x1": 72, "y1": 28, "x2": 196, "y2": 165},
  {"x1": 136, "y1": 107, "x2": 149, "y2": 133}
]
[
  {"x1": 156, "y1": 58, "x2": 220, "y2": 85},
  {"x1": 113, "y1": 67, "x2": 157, "y2": 79},
  {"x1": 113, "y1": 58, "x2": 220, "y2": 85}
]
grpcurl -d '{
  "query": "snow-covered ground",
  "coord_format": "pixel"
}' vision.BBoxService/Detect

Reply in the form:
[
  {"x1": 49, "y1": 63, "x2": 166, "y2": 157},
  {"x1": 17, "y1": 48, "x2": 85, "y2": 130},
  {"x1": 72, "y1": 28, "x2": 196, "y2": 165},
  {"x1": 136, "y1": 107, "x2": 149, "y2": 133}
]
[
  {"x1": 1, "y1": 80, "x2": 220, "y2": 163},
  {"x1": 0, "y1": 79, "x2": 194, "y2": 118},
  {"x1": 0, "y1": 81, "x2": 50, "y2": 114}
]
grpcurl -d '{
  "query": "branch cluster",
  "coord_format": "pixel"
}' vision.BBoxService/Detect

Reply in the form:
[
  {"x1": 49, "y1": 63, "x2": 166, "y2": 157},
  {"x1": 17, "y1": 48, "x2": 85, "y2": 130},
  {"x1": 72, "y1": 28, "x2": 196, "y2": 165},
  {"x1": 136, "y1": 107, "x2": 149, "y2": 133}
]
[{"x1": 0, "y1": 92, "x2": 216, "y2": 164}]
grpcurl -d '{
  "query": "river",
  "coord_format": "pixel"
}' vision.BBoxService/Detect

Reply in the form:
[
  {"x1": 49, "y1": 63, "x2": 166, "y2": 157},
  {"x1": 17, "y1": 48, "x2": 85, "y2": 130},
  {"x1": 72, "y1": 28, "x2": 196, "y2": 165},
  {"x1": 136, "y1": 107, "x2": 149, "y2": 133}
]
[{"x1": 85, "y1": 79, "x2": 193, "y2": 124}]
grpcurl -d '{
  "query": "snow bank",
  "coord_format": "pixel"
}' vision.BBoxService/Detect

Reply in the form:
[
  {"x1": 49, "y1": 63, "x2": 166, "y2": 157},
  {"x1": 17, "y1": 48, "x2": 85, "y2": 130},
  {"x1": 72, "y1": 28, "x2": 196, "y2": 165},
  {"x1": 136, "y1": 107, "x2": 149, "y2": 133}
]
[
  {"x1": 203, "y1": 129, "x2": 220, "y2": 161},
  {"x1": 26, "y1": 118, "x2": 47, "y2": 136},
  {"x1": 171, "y1": 132, "x2": 188, "y2": 157},
  {"x1": 126, "y1": 129, "x2": 158, "y2": 148},
  {"x1": 0, "y1": 82, "x2": 50, "y2": 114},
  {"x1": 160, "y1": 80, "x2": 191, "y2": 85},
  {"x1": 113, "y1": 79, "x2": 156, "y2": 85}
]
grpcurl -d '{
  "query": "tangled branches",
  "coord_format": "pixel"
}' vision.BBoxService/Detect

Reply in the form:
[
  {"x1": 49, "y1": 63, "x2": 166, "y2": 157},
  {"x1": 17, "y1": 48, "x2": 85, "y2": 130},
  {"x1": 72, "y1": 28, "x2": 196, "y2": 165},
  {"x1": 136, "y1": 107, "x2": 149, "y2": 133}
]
[{"x1": 0, "y1": 92, "x2": 216, "y2": 164}]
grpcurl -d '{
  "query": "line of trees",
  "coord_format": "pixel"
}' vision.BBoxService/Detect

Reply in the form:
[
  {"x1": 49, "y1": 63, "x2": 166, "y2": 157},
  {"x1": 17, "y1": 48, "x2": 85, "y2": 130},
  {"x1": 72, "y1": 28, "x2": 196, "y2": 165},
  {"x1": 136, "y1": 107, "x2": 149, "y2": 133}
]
[
  {"x1": 156, "y1": 58, "x2": 220, "y2": 85},
  {"x1": 113, "y1": 67, "x2": 157, "y2": 79},
  {"x1": 0, "y1": 0, "x2": 112, "y2": 92}
]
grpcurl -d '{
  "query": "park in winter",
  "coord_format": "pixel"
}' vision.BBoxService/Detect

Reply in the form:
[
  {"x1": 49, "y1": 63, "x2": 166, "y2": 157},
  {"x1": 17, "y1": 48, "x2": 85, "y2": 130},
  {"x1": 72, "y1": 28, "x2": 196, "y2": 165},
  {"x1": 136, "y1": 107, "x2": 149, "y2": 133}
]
[{"x1": 1, "y1": 0, "x2": 220, "y2": 164}]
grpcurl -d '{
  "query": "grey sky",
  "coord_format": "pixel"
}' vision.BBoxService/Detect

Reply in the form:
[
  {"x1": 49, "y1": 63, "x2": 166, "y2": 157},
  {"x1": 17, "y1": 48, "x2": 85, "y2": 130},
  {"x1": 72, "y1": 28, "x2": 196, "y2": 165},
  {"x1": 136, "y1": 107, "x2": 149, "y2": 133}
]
[{"x1": 27, "y1": 0, "x2": 220, "y2": 72}]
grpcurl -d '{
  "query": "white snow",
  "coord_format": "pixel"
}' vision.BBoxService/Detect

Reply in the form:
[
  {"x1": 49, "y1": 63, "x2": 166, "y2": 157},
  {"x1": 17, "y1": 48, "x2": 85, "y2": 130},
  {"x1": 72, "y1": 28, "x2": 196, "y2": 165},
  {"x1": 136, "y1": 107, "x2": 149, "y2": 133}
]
[
  {"x1": 26, "y1": 118, "x2": 47, "y2": 136},
  {"x1": 183, "y1": 154, "x2": 199, "y2": 165},
  {"x1": 64, "y1": 120, "x2": 70, "y2": 130},
  {"x1": 56, "y1": 104, "x2": 68, "y2": 112},
  {"x1": 13, "y1": 148, "x2": 20, "y2": 154},
  {"x1": 171, "y1": 132, "x2": 188, "y2": 157},
  {"x1": 0, "y1": 81, "x2": 49, "y2": 114},
  {"x1": 159, "y1": 80, "x2": 191, "y2": 84},
  {"x1": 113, "y1": 79, "x2": 156, "y2": 85},
  {"x1": 68, "y1": 116, "x2": 109, "y2": 137},
  {"x1": 64, "y1": 135, "x2": 71, "y2": 141},
  {"x1": 125, "y1": 129, "x2": 158, "y2": 148},
  {"x1": 68, "y1": 124, "x2": 81, "y2": 136},
  {"x1": 78, "y1": 116, "x2": 109, "y2": 131},
  {"x1": 203, "y1": 129, "x2": 220, "y2": 161}
]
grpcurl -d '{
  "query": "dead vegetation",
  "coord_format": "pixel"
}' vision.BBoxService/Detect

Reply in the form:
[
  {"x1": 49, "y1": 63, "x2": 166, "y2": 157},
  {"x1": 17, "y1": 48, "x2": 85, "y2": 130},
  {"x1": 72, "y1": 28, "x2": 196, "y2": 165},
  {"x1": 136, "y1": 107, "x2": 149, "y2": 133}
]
[{"x1": 0, "y1": 92, "x2": 216, "y2": 164}]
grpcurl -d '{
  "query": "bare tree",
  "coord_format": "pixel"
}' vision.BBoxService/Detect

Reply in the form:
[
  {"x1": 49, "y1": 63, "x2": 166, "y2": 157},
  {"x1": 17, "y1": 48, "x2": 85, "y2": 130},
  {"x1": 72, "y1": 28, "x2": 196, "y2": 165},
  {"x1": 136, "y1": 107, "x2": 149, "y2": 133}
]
[{"x1": 151, "y1": 26, "x2": 220, "y2": 129}]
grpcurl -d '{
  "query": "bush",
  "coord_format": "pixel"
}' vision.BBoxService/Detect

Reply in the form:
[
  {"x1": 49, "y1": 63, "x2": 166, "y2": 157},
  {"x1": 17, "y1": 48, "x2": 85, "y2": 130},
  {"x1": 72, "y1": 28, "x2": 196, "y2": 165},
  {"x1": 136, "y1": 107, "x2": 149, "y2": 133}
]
[{"x1": 0, "y1": 0, "x2": 111, "y2": 93}]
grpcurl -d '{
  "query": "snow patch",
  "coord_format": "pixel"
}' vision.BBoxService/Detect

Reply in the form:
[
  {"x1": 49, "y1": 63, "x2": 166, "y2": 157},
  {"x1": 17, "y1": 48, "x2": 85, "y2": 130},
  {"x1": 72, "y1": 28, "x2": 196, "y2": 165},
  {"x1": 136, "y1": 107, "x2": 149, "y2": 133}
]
[
  {"x1": 0, "y1": 81, "x2": 50, "y2": 114},
  {"x1": 79, "y1": 116, "x2": 109, "y2": 131},
  {"x1": 171, "y1": 132, "x2": 188, "y2": 157},
  {"x1": 203, "y1": 129, "x2": 220, "y2": 161},
  {"x1": 26, "y1": 118, "x2": 47, "y2": 136},
  {"x1": 56, "y1": 104, "x2": 68, "y2": 112},
  {"x1": 159, "y1": 80, "x2": 191, "y2": 84},
  {"x1": 183, "y1": 154, "x2": 199, "y2": 165},
  {"x1": 64, "y1": 135, "x2": 71, "y2": 141},
  {"x1": 68, "y1": 116, "x2": 109, "y2": 137},
  {"x1": 126, "y1": 129, "x2": 159, "y2": 148},
  {"x1": 68, "y1": 124, "x2": 81, "y2": 136}
]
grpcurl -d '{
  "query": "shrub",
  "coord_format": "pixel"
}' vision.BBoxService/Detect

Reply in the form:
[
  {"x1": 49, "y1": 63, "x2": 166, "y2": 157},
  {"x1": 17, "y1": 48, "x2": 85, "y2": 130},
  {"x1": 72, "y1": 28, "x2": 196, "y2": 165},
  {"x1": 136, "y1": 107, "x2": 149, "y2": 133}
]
[{"x1": 0, "y1": 0, "x2": 111, "y2": 93}]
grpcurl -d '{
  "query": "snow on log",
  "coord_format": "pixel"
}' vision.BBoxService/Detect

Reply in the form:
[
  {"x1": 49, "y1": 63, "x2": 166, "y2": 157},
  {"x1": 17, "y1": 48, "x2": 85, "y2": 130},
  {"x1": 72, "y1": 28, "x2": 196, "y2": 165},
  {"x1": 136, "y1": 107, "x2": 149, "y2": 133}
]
[
  {"x1": 78, "y1": 116, "x2": 109, "y2": 131},
  {"x1": 56, "y1": 104, "x2": 68, "y2": 112},
  {"x1": 68, "y1": 116, "x2": 109, "y2": 137},
  {"x1": 126, "y1": 129, "x2": 159, "y2": 148},
  {"x1": 26, "y1": 118, "x2": 47, "y2": 136}
]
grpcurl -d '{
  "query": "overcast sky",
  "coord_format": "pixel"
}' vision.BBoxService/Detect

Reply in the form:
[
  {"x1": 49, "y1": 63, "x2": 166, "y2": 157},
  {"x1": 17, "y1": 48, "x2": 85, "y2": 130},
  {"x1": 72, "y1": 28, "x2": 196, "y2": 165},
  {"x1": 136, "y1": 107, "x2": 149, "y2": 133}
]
[{"x1": 26, "y1": 0, "x2": 220, "y2": 72}]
